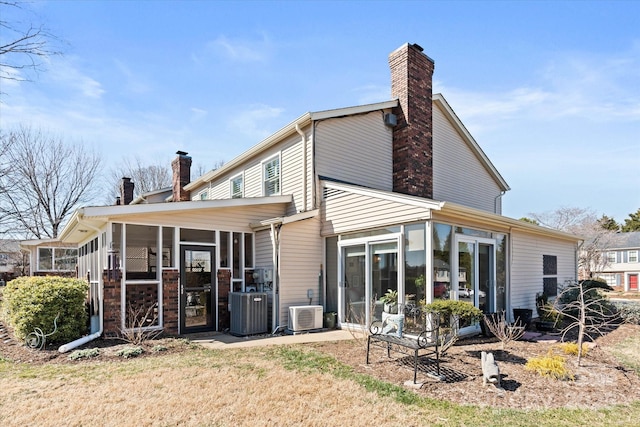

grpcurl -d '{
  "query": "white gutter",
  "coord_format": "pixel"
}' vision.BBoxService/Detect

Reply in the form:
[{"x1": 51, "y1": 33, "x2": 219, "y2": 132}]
[
  {"x1": 59, "y1": 216, "x2": 104, "y2": 353},
  {"x1": 295, "y1": 123, "x2": 307, "y2": 211}
]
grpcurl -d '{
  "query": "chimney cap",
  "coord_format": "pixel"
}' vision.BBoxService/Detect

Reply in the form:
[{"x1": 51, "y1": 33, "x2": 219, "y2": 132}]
[
  {"x1": 411, "y1": 43, "x2": 424, "y2": 52},
  {"x1": 176, "y1": 150, "x2": 189, "y2": 156}
]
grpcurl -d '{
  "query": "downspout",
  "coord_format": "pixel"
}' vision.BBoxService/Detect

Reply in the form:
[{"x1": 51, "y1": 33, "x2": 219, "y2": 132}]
[
  {"x1": 494, "y1": 190, "x2": 506, "y2": 214},
  {"x1": 59, "y1": 216, "x2": 103, "y2": 352},
  {"x1": 270, "y1": 222, "x2": 283, "y2": 334},
  {"x1": 295, "y1": 123, "x2": 307, "y2": 212}
]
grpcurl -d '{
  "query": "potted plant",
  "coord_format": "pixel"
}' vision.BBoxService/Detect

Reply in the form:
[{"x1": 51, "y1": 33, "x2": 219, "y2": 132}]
[
  {"x1": 535, "y1": 293, "x2": 562, "y2": 332},
  {"x1": 380, "y1": 289, "x2": 398, "y2": 314}
]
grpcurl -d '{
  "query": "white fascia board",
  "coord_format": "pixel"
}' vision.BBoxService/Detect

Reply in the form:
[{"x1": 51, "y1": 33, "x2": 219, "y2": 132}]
[
  {"x1": 433, "y1": 94, "x2": 510, "y2": 192},
  {"x1": 322, "y1": 180, "x2": 444, "y2": 211},
  {"x1": 439, "y1": 201, "x2": 583, "y2": 242},
  {"x1": 310, "y1": 100, "x2": 398, "y2": 121},
  {"x1": 81, "y1": 195, "x2": 292, "y2": 218}
]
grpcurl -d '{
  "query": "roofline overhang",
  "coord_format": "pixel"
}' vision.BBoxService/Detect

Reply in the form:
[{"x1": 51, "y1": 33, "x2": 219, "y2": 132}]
[
  {"x1": 321, "y1": 180, "x2": 445, "y2": 211},
  {"x1": 185, "y1": 100, "x2": 399, "y2": 191},
  {"x1": 321, "y1": 179, "x2": 580, "y2": 242},
  {"x1": 58, "y1": 195, "x2": 293, "y2": 243},
  {"x1": 250, "y1": 209, "x2": 319, "y2": 231},
  {"x1": 438, "y1": 201, "x2": 583, "y2": 242}
]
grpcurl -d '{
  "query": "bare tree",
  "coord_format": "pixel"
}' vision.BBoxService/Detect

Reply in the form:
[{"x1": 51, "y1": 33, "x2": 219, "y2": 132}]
[
  {"x1": 107, "y1": 157, "x2": 226, "y2": 204},
  {"x1": 0, "y1": 1, "x2": 63, "y2": 89},
  {"x1": 108, "y1": 157, "x2": 173, "y2": 203},
  {"x1": 528, "y1": 207, "x2": 623, "y2": 279},
  {"x1": 0, "y1": 125, "x2": 101, "y2": 239},
  {"x1": 553, "y1": 280, "x2": 618, "y2": 366}
]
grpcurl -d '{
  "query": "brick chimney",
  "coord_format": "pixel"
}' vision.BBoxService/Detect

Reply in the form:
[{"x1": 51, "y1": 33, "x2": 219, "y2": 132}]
[
  {"x1": 389, "y1": 43, "x2": 434, "y2": 199},
  {"x1": 172, "y1": 151, "x2": 192, "y2": 202},
  {"x1": 120, "y1": 177, "x2": 134, "y2": 205}
]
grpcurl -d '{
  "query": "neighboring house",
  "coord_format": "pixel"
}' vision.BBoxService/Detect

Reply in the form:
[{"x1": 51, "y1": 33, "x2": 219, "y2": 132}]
[
  {"x1": 0, "y1": 240, "x2": 25, "y2": 284},
  {"x1": 598, "y1": 232, "x2": 640, "y2": 292},
  {"x1": 50, "y1": 43, "x2": 580, "y2": 341},
  {"x1": 19, "y1": 239, "x2": 78, "y2": 278}
]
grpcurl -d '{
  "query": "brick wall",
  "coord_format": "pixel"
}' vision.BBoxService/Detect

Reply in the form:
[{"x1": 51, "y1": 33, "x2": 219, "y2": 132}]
[
  {"x1": 102, "y1": 269, "x2": 179, "y2": 337},
  {"x1": 389, "y1": 43, "x2": 435, "y2": 199},
  {"x1": 217, "y1": 269, "x2": 231, "y2": 330}
]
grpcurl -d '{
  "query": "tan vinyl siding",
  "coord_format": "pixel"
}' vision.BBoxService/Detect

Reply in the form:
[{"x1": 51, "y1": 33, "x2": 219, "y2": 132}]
[
  {"x1": 111, "y1": 205, "x2": 286, "y2": 233},
  {"x1": 201, "y1": 129, "x2": 310, "y2": 213},
  {"x1": 432, "y1": 103, "x2": 502, "y2": 213},
  {"x1": 255, "y1": 229, "x2": 273, "y2": 270},
  {"x1": 321, "y1": 190, "x2": 429, "y2": 236},
  {"x1": 281, "y1": 132, "x2": 305, "y2": 215},
  {"x1": 278, "y1": 217, "x2": 323, "y2": 327},
  {"x1": 510, "y1": 230, "x2": 577, "y2": 312},
  {"x1": 315, "y1": 111, "x2": 393, "y2": 190}
]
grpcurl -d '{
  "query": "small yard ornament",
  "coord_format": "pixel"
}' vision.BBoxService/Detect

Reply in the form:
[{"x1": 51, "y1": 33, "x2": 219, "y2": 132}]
[{"x1": 481, "y1": 351, "x2": 501, "y2": 388}]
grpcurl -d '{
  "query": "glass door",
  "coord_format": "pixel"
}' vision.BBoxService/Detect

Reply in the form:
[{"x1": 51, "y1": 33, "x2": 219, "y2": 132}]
[
  {"x1": 339, "y1": 237, "x2": 400, "y2": 327},
  {"x1": 180, "y1": 246, "x2": 216, "y2": 333},
  {"x1": 342, "y1": 245, "x2": 366, "y2": 324},
  {"x1": 454, "y1": 236, "x2": 496, "y2": 332}
]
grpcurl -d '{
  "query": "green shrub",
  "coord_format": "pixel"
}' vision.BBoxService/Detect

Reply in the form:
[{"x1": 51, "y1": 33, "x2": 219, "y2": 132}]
[
  {"x1": 422, "y1": 299, "x2": 483, "y2": 325},
  {"x1": 116, "y1": 346, "x2": 144, "y2": 358},
  {"x1": 68, "y1": 348, "x2": 101, "y2": 361},
  {"x1": 614, "y1": 302, "x2": 640, "y2": 325},
  {"x1": 2, "y1": 276, "x2": 89, "y2": 343}
]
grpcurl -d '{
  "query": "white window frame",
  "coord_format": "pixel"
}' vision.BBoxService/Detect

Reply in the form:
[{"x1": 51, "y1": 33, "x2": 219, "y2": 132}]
[
  {"x1": 629, "y1": 250, "x2": 638, "y2": 263},
  {"x1": 199, "y1": 190, "x2": 208, "y2": 200},
  {"x1": 37, "y1": 247, "x2": 78, "y2": 272},
  {"x1": 230, "y1": 173, "x2": 244, "y2": 199},
  {"x1": 607, "y1": 251, "x2": 617, "y2": 263},
  {"x1": 262, "y1": 154, "x2": 281, "y2": 196}
]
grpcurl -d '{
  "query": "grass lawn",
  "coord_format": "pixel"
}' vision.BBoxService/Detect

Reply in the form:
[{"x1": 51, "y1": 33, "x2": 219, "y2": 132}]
[{"x1": 1, "y1": 341, "x2": 639, "y2": 427}]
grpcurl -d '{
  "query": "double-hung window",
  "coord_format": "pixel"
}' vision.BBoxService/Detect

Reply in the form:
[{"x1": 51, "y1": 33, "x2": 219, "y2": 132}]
[
  {"x1": 262, "y1": 155, "x2": 280, "y2": 196},
  {"x1": 230, "y1": 174, "x2": 243, "y2": 198},
  {"x1": 629, "y1": 250, "x2": 638, "y2": 263}
]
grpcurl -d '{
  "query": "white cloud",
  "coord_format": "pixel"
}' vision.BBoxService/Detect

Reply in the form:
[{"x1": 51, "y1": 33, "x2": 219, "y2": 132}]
[
  {"x1": 440, "y1": 45, "x2": 640, "y2": 132},
  {"x1": 49, "y1": 57, "x2": 105, "y2": 99},
  {"x1": 113, "y1": 59, "x2": 151, "y2": 94},
  {"x1": 205, "y1": 34, "x2": 272, "y2": 63},
  {"x1": 228, "y1": 104, "x2": 285, "y2": 140}
]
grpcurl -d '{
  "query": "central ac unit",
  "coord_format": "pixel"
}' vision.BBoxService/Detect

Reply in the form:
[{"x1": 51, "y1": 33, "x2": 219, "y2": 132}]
[{"x1": 288, "y1": 305, "x2": 323, "y2": 332}]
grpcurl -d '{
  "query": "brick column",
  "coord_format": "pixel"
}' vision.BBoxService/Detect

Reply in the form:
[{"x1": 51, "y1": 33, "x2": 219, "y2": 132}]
[
  {"x1": 162, "y1": 269, "x2": 179, "y2": 336},
  {"x1": 102, "y1": 270, "x2": 122, "y2": 337}
]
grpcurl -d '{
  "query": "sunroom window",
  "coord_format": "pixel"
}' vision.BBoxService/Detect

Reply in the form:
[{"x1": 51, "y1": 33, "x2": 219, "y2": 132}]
[{"x1": 38, "y1": 247, "x2": 78, "y2": 271}]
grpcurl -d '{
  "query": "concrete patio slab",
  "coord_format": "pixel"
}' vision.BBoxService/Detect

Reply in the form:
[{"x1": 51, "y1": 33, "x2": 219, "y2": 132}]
[{"x1": 189, "y1": 328, "x2": 356, "y2": 349}]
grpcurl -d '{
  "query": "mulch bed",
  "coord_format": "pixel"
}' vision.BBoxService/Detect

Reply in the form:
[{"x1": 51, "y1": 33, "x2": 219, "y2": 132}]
[{"x1": 310, "y1": 324, "x2": 640, "y2": 409}]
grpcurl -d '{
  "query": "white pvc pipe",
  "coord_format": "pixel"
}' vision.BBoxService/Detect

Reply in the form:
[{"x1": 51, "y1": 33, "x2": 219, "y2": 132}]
[{"x1": 58, "y1": 331, "x2": 101, "y2": 353}]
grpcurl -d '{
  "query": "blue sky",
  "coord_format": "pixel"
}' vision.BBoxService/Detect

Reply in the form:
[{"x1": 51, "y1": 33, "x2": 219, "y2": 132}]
[{"x1": 1, "y1": 0, "x2": 639, "y2": 223}]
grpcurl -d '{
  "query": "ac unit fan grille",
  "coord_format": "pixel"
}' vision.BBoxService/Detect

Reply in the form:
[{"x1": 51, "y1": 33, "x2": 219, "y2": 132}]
[{"x1": 297, "y1": 309, "x2": 314, "y2": 329}]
